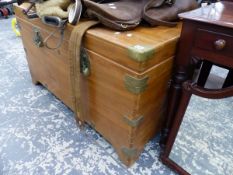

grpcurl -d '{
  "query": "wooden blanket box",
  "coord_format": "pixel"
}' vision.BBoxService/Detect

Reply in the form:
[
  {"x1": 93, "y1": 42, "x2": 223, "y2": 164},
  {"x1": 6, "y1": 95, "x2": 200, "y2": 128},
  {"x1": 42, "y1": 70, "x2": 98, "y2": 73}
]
[{"x1": 15, "y1": 4, "x2": 181, "y2": 166}]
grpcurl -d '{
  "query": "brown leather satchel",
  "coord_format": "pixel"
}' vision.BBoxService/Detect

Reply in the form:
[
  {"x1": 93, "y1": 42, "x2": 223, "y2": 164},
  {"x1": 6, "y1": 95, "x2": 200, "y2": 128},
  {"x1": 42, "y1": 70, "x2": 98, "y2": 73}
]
[
  {"x1": 143, "y1": 0, "x2": 199, "y2": 27},
  {"x1": 83, "y1": 0, "x2": 198, "y2": 30},
  {"x1": 83, "y1": 0, "x2": 149, "y2": 31}
]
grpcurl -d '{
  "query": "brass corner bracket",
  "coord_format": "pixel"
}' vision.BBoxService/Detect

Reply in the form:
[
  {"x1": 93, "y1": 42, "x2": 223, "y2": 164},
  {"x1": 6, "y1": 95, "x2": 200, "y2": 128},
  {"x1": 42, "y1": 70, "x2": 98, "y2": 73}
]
[
  {"x1": 123, "y1": 115, "x2": 144, "y2": 127},
  {"x1": 127, "y1": 45, "x2": 155, "y2": 62},
  {"x1": 124, "y1": 75, "x2": 149, "y2": 94},
  {"x1": 121, "y1": 147, "x2": 138, "y2": 158}
]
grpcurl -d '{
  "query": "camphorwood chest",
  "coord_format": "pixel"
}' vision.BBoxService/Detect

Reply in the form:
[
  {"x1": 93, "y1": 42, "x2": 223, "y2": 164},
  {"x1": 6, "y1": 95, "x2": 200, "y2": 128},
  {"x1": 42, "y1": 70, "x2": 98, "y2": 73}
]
[{"x1": 15, "y1": 4, "x2": 181, "y2": 166}]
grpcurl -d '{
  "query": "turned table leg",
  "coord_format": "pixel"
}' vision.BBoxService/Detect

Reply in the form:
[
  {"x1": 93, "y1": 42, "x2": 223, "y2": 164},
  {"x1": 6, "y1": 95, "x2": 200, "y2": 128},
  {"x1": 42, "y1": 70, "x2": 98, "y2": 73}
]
[{"x1": 160, "y1": 67, "x2": 188, "y2": 146}]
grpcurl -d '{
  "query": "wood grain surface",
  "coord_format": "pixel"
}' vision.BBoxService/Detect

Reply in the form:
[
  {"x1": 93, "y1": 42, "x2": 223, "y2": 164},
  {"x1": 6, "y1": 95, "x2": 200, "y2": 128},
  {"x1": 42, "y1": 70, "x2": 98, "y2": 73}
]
[{"x1": 15, "y1": 3, "x2": 180, "y2": 166}]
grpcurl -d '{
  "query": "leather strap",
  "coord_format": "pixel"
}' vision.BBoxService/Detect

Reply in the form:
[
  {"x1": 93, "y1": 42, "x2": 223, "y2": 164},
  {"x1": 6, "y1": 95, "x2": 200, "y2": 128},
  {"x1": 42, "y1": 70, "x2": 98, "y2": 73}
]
[{"x1": 69, "y1": 21, "x2": 99, "y2": 127}]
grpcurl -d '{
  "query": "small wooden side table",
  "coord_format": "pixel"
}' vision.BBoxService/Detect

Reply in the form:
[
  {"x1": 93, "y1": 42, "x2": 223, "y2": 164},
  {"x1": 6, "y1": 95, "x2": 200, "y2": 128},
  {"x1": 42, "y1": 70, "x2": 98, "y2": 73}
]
[{"x1": 161, "y1": 1, "x2": 233, "y2": 174}]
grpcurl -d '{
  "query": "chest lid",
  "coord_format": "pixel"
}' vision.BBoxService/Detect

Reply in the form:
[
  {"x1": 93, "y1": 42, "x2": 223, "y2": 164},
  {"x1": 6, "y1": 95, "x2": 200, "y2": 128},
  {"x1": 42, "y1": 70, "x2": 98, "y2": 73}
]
[
  {"x1": 15, "y1": 3, "x2": 181, "y2": 73},
  {"x1": 84, "y1": 23, "x2": 181, "y2": 73}
]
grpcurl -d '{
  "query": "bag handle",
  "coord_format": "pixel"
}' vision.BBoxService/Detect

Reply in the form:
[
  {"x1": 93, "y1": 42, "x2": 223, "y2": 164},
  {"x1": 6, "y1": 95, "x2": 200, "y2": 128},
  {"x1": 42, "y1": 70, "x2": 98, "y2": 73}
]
[{"x1": 69, "y1": 21, "x2": 99, "y2": 127}]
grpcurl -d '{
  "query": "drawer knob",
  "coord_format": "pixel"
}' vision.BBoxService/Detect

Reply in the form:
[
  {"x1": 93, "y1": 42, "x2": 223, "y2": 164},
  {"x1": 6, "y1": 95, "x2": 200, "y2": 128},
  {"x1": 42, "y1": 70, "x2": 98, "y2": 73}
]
[{"x1": 214, "y1": 39, "x2": 226, "y2": 51}]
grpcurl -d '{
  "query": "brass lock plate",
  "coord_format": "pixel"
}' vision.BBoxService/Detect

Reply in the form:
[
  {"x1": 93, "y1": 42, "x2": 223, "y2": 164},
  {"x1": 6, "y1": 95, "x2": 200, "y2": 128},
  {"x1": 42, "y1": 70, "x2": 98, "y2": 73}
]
[
  {"x1": 33, "y1": 27, "x2": 43, "y2": 47},
  {"x1": 80, "y1": 47, "x2": 91, "y2": 77}
]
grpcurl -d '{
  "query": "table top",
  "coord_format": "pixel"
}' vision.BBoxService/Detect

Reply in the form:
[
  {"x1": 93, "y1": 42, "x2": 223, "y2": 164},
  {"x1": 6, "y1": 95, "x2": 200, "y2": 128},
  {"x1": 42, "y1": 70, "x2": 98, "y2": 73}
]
[{"x1": 179, "y1": 1, "x2": 233, "y2": 29}]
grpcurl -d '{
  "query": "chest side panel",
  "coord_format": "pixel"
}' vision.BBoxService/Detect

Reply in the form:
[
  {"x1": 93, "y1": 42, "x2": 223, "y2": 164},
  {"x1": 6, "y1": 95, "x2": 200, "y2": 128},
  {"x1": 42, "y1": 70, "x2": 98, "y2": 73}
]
[
  {"x1": 16, "y1": 17, "x2": 73, "y2": 110},
  {"x1": 81, "y1": 48, "x2": 173, "y2": 165}
]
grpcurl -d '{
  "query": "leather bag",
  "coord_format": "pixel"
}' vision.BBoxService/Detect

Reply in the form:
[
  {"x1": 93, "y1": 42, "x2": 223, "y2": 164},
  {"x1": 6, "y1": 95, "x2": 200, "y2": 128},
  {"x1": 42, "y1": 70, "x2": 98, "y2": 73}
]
[
  {"x1": 83, "y1": 0, "x2": 149, "y2": 31},
  {"x1": 143, "y1": 0, "x2": 199, "y2": 27},
  {"x1": 83, "y1": 0, "x2": 198, "y2": 30}
]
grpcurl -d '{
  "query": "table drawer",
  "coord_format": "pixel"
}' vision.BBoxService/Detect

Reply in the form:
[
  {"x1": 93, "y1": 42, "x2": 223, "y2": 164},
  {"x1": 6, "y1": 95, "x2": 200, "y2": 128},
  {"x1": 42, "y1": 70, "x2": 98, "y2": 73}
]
[{"x1": 194, "y1": 29, "x2": 233, "y2": 58}]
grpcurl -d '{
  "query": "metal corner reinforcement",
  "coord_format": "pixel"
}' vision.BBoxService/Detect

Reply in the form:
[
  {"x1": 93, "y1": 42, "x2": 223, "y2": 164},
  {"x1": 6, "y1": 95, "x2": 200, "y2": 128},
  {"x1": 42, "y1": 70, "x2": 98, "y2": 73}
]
[
  {"x1": 128, "y1": 45, "x2": 155, "y2": 62},
  {"x1": 123, "y1": 115, "x2": 144, "y2": 127},
  {"x1": 124, "y1": 75, "x2": 149, "y2": 94},
  {"x1": 121, "y1": 147, "x2": 138, "y2": 158}
]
